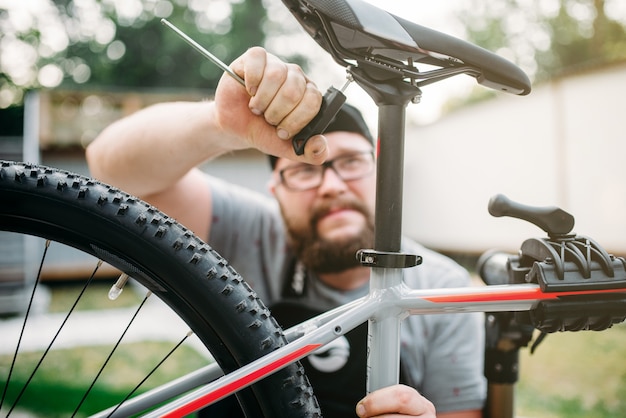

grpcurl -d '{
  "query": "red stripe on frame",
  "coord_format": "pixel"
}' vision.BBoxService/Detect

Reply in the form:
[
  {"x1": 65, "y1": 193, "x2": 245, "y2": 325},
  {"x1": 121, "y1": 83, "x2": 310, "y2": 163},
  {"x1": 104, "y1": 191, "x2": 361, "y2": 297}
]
[
  {"x1": 424, "y1": 287, "x2": 626, "y2": 304},
  {"x1": 161, "y1": 343, "x2": 322, "y2": 417}
]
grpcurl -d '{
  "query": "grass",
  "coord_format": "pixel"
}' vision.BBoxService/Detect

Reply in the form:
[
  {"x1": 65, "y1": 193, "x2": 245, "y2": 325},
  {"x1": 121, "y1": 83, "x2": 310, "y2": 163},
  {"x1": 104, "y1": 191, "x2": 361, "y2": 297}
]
[
  {"x1": 47, "y1": 279, "x2": 143, "y2": 313},
  {"x1": 1, "y1": 342, "x2": 209, "y2": 417},
  {"x1": 6, "y1": 325, "x2": 625, "y2": 418},
  {"x1": 2, "y1": 281, "x2": 208, "y2": 417},
  {"x1": 515, "y1": 323, "x2": 626, "y2": 418}
]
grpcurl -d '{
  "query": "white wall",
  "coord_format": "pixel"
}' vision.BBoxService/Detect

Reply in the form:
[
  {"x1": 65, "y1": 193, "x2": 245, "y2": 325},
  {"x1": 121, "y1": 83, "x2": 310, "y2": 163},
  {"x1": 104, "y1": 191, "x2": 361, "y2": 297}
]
[{"x1": 402, "y1": 63, "x2": 626, "y2": 255}]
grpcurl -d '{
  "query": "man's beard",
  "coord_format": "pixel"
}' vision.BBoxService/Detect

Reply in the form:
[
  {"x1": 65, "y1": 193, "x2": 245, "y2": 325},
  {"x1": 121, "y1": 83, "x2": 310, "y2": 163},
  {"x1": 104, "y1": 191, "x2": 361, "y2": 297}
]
[{"x1": 281, "y1": 197, "x2": 375, "y2": 274}]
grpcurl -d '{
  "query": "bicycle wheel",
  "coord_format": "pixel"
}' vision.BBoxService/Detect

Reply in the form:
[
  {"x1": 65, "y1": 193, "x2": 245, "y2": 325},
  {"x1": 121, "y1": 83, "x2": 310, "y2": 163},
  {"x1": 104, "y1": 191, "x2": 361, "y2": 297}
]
[{"x1": 0, "y1": 160, "x2": 320, "y2": 417}]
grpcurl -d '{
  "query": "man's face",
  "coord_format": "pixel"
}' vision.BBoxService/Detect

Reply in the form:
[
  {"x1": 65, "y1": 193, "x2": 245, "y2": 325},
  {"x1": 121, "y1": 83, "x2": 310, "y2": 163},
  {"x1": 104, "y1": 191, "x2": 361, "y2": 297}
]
[{"x1": 270, "y1": 132, "x2": 376, "y2": 273}]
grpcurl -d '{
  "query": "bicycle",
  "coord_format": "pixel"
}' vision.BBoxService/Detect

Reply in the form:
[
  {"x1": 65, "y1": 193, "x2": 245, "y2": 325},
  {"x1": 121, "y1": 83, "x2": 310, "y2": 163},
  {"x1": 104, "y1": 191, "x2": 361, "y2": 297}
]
[{"x1": 2, "y1": 0, "x2": 626, "y2": 417}]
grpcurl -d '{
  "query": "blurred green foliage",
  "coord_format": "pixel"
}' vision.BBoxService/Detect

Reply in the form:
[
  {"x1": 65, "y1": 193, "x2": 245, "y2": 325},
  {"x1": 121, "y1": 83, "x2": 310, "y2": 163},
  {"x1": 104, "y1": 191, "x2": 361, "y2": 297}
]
[
  {"x1": 461, "y1": 0, "x2": 626, "y2": 82},
  {"x1": 0, "y1": 0, "x2": 276, "y2": 107},
  {"x1": 1, "y1": 0, "x2": 625, "y2": 109}
]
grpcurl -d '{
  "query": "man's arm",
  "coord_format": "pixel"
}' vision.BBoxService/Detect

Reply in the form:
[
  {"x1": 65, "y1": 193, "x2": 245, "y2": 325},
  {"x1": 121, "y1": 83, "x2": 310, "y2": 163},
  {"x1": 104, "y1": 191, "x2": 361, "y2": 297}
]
[
  {"x1": 87, "y1": 101, "x2": 219, "y2": 240},
  {"x1": 86, "y1": 47, "x2": 327, "y2": 240}
]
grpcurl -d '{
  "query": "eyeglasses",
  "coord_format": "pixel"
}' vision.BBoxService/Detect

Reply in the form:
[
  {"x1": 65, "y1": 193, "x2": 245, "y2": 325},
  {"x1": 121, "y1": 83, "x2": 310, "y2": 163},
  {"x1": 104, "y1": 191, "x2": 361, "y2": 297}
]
[{"x1": 278, "y1": 150, "x2": 375, "y2": 191}]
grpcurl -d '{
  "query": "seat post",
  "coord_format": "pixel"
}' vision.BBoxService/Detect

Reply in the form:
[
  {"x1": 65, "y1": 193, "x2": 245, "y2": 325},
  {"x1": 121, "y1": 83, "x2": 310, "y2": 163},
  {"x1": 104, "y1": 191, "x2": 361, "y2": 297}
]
[
  {"x1": 374, "y1": 103, "x2": 406, "y2": 251},
  {"x1": 349, "y1": 67, "x2": 421, "y2": 251},
  {"x1": 350, "y1": 67, "x2": 422, "y2": 392}
]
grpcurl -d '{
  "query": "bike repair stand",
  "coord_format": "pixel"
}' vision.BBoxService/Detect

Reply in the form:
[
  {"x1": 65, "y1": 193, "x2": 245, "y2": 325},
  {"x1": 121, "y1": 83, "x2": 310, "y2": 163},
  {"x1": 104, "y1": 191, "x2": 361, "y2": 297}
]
[
  {"x1": 483, "y1": 304, "x2": 534, "y2": 417},
  {"x1": 480, "y1": 194, "x2": 626, "y2": 418}
]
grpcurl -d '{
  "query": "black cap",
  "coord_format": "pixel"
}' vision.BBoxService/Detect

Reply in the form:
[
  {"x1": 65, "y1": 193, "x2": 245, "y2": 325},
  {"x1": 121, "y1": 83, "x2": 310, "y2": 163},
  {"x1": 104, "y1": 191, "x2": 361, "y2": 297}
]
[{"x1": 268, "y1": 103, "x2": 374, "y2": 169}]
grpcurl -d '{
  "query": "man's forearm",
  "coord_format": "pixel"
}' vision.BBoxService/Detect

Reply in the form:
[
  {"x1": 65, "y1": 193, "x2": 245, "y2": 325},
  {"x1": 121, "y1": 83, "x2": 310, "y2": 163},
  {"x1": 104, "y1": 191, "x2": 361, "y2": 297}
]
[
  {"x1": 87, "y1": 46, "x2": 328, "y2": 199},
  {"x1": 86, "y1": 100, "x2": 235, "y2": 198}
]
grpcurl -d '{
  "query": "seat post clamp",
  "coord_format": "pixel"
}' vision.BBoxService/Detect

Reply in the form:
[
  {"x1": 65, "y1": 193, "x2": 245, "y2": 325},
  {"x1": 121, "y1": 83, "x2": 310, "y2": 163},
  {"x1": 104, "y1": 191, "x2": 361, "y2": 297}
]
[{"x1": 357, "y1": 249, "x2": 422, "y2": 268}]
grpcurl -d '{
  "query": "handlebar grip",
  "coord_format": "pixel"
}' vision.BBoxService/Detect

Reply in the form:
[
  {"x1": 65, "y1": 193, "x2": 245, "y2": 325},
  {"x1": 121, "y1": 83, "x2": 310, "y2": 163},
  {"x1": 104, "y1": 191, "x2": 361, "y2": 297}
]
[{"x1": 291, "y1": 86, "x2": 347, "y2": 155}]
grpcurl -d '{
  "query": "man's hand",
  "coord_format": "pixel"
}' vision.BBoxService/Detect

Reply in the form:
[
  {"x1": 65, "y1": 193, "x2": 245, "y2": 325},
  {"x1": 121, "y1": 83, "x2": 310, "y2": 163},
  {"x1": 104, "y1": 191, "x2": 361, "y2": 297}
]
[
  {"x1": 356, "y1": 385, "x2": 436, "y2": 418},
  {"x1": 214, "y1": 46, "x2": 328, "y2": 164}
]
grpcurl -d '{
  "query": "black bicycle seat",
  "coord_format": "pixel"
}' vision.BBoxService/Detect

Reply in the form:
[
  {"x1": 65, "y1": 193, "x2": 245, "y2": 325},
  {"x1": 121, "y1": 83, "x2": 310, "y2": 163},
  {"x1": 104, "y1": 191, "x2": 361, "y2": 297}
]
[{"x1": 282, "y1": 0, "x2": 531, "y2": 95}]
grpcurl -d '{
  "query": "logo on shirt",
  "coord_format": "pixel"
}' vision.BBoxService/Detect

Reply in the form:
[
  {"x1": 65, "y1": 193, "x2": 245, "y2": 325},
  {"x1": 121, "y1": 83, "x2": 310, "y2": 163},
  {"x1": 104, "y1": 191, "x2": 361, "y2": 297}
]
[{"x1": 308, "y1": 336, "x2": 350, "y2": 372}]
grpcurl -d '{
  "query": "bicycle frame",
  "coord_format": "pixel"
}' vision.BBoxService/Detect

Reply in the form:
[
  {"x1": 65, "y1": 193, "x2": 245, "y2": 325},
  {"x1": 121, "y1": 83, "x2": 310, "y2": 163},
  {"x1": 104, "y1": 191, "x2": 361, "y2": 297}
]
[
  {"x1": 104, "y1": 279, "x2": 626, "y2": 417},
  {"x1": 101, "y1": 71, "x2": 626, "y2": 417}
]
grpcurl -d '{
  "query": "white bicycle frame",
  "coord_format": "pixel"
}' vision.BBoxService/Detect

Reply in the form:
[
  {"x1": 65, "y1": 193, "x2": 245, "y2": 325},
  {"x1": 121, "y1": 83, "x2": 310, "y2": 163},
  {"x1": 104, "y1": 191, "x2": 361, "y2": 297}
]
[{"x1": 93, "y1": 278, "x2": 626, "y2": 417}]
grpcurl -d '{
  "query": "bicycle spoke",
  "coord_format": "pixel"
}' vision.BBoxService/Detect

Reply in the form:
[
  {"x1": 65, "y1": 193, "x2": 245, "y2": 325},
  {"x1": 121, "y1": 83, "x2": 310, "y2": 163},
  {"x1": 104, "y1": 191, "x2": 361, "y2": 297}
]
[
  {"x1": 6, "y1": 255, "x2": 102, "y2": 416},
  {"x1": 71, "y1": 290, "x2": 153, "y2": 417},
  {"x1": 107, "y1": 330, "x2": 194, "y2": 418},
  {"x1": 0, "y1": 240, "x2": 50, "y2": 412},
  {"x1": 2, "y1": 250, "x2": 198, "y2": 418}
]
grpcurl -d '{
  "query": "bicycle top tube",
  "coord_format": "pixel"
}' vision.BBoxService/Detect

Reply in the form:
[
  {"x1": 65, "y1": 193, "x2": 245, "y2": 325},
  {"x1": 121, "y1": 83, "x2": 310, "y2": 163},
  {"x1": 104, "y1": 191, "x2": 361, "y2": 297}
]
[{"x1": 282, "y1": 0, "x2": 531, "y2": 95}]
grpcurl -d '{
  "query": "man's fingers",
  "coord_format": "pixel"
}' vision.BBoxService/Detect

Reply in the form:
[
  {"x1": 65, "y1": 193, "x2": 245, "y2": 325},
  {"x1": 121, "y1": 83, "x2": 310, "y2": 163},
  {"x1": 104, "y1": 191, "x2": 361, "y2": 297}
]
[
  {"x1": 234, "y1": 49, "x2": 323, "y2": 139},
  {"x1": 220, "y1": 47, "x2": 326, "y2": 164},
  {"x1": 275, "y1": 79, "x2": 322, "y2": 140},
  {"x1": 356, "y1": 385, "x2": 436, "y2": 418},
  {"x1": 263, "y1": 64, "x2": 307, "y2": 128},
  {"x1": 301, "y1": 134, "x2": 328, "y2": 163},
  {"x1": 243, "y1": 50, "x2": 304, "y2": 122},
  {"x1": 234, "y1": 46, "x2": 267, "y2": 98}
]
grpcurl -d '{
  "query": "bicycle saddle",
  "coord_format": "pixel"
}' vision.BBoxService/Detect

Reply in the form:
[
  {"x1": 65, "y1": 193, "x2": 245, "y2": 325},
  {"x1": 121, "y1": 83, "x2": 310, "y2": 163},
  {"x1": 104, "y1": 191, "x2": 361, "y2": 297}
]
[{"x1": 282, "y1": 0, "x2": 531, "y2": 95}]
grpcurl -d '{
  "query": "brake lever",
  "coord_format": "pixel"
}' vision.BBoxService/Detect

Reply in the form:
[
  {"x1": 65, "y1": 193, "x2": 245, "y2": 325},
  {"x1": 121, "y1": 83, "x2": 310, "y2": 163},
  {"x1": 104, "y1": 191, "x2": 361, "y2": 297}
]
[{"x1": 161, "y1": 18, "x2": 348, "y2": 155}]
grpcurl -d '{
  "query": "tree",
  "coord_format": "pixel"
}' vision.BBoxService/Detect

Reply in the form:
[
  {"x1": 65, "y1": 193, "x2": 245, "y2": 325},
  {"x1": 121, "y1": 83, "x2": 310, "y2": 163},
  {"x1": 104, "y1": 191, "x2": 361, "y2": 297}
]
[
  {"x1": 0, "y1": 0, "x2": 276, "y2": 108},
  {"x1": 460, "y1": 0, "x2": 626, "y2": 82}
]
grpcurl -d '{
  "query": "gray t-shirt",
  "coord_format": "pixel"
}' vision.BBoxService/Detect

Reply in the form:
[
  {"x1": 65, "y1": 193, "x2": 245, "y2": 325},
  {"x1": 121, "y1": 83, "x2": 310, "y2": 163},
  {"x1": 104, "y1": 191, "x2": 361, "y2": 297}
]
[{"x1": 208, "y1": 176, "x2": 486, "y2": 413}]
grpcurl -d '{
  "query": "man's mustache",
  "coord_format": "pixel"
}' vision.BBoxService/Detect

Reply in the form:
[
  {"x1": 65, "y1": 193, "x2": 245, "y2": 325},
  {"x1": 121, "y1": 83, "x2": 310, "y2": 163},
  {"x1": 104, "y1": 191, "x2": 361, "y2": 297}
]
[{"x1": 310, "y1": 197, "x2": 371, "y2": 227}]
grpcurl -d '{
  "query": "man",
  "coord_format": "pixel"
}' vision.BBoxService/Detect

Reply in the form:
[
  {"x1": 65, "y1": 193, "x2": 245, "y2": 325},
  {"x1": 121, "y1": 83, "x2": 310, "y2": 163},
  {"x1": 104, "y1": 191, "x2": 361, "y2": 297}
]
[{"x1": 87, "y1": 47, "x2": 485, "y2": 417}]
